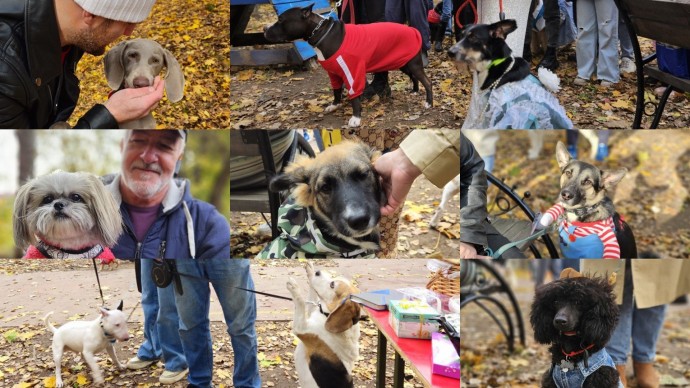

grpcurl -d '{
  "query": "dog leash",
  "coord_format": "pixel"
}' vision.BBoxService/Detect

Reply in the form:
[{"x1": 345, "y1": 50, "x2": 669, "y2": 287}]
[
  {"x1": 91, "y1": 258, "x2": 106, "y2": 306},
  {"x1": 235, "y1": 287, "x2": 292, "y2": 301},
  {"x1": 485, "y1": 226, "x2": 552, "y2": 259}
]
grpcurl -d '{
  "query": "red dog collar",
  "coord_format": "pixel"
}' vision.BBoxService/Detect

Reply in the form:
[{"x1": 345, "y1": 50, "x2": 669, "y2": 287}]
[{"x1": 561, "y1": 343, "x2": 595, "y2": 358}]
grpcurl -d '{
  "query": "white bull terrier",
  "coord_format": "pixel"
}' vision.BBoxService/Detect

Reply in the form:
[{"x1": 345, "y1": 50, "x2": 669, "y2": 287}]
[{"x1": 44, "y1": 300, "x2": 130, "y2": 387}]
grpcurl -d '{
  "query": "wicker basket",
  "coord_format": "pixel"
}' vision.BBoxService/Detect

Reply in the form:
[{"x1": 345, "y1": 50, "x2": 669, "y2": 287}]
[{"x1": 426, "y1": 258, "x2": 460, "y2": 296}]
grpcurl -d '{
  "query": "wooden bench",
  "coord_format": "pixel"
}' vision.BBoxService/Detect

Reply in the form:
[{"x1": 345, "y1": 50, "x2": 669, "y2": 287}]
[
  {"x1": 486, "y1": 172, "x2": 559, "y2": 258},
  {"x1": 615, "y1": 0, "x2": 690, "y2": 128}
]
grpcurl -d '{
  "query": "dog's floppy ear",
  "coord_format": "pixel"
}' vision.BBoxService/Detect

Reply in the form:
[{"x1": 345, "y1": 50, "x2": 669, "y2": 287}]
[
  {"x1": 601, "y1": 168, "x2": 628, "y2": 190},
  {"x1": 489, "y1": 19, "x2": 518, "y2": 39},
  {"x1": 83, "y1": 173, "x2": 123, "y2": 247},
  {"x1": 13, "y1": 178, "x2": 37, "y2": 251},
  {"x1": 555, "y1": 141, "x2": 572, "y2": 170},
  {"x1": 116, "y1": 300, "x2": 123, "y2": 311},
  {"x1": 578, "y1": 277, "x2": 619, "y2": 347},
  {"x1": 325, "y1": 299, "x2": 362, "y2": 333},
  {"x1": 162, "y1": 48, "x2": 185, "y2": 102},
  {"x1": 104, "y1": 41, "x2": 128, "y2": 90},
  {"x1": 301, "y1": 3, "x2": 315, "y2": 18},
  {"x1": 529, "y1": 282, "x2": 560, "y2": 344}
]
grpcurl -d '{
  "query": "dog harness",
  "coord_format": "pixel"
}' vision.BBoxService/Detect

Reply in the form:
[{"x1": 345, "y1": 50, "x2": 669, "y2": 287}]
[
  {"x1": 463, "y1": 73, "x2": 573, "y2": 129},
  {"x1": 318, "y1": 23, "x2": 421, "y2": 99},
  {"x1": 544, "y1": 204, "x2": 620, "y2": 259},
  {"x1": 551, "y1": 347, "x2": 623, "y2": 388},
  {"x1": 24, "y1": 240, "x2": 116, "y2": 260},
  {"x1": 257, "y1": 196, "x2": 377, "y2": 259}
]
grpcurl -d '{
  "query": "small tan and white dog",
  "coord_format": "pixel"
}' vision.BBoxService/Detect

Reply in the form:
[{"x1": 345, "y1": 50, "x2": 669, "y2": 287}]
[
  {"x1": 44, "y1": 301, "x2": 130, "y2": 387},
  {"x1": 286, "y1": 262, "x2": 363, "y2": 388}
]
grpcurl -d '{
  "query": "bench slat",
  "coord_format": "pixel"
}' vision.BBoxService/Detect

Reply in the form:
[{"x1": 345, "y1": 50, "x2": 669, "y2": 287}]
[{"x1": 490, "y1": 219, "x2": 535, "y2": 251}]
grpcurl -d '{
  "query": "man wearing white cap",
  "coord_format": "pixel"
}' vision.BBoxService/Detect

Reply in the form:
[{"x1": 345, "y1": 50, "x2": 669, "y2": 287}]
[{"x1": 0, "y1": 0, "x2": 163, "y2": 128}]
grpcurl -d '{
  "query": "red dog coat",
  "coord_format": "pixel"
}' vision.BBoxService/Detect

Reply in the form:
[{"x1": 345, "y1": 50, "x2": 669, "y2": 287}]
[{"x1": 318, "y1": 22, "x2": 422, "y2": 99}]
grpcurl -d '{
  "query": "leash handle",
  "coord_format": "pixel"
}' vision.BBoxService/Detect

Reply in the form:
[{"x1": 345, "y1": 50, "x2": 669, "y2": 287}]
[
  {"x1": 455, "y1": 0, "x2": 478, "y2": 30},
  {"x1": 92, "y1": 258, "x2": 106, "y2": 306},
  {"x1": 499, "y1": 0, "x2": 505, "y2": 20}
]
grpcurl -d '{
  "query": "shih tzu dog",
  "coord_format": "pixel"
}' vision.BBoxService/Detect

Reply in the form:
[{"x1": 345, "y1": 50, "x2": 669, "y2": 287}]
[{"x1": 13, "y1": 171, "x2": 123, "y2": 260}]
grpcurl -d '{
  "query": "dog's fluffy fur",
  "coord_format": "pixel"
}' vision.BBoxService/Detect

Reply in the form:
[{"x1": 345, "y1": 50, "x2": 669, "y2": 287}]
[
  {"x1": 287, "y1": 262, "x2": 363, "y2": 388},
  {"x1": 530, "y1": 271, "x2": 621, "y2": 387},
  {"x1": 269, "y1": 140, "x2": 383, "y2": 252}
]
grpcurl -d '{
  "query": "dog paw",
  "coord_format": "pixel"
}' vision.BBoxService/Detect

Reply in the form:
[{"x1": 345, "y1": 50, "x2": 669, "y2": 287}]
[
  {"x1": 324, "y1": 103, "x2": 340, "y2": 113},
  {"x1": 348, "y1": 116, "x2": 361, "y2": 127},
  {"x1": 286, "y1": 278, "x2": 299, "y2": 294},
  {"x1": 305, "y1": 261, "x2": 315, "y2": 277},
  {"x1": 56, "y1": 379, "x2": 64, "y2": 388}
]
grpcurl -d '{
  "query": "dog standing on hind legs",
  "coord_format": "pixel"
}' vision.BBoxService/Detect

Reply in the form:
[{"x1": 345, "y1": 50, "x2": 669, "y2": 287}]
[
  {"x1": 44, "y1": 301, "x2": 130, "y2": 387},
  {"x1": 286, "y1": 262, "x2": 363, "y2": 388}
]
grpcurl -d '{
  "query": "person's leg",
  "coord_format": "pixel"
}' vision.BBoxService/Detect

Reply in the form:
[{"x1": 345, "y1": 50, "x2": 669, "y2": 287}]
[
  {"x1": 595, "y1": 130, "x2": 610, "y2": 161},
  {"x1": 172, "y1": 260, "x2": 213, "y2": 387},
  {"x1": 157, "y1": 279, "x2": 188, "y2": 372},
  {"x1": 575, "y1": 0, "x2": 597, "y2": 81},
  {"x1": 618, "y1": 12, "x2": 636, "y2": 74},
  {"x1": 366, "y1": 0, "x2": 387, "y2": 23},
  {"x1": 135, "y1": 258, "x2": 163, "y2": 363},
  {"x1": 566, "y1": 129, "x2": 579, "y2": 158},
  {"x1": 534, "y1": 260, "x2": 548, "y2": 288},
  {"x1": 594, "y1": 0, "x2": 620, "y2": 83},
  {"x1": 606, "y1": 260, "x2": 633, "y2": 366},
  {"x1": 630, "y1": 303, "x2": 667, "y2": 362},
  {"x1": 405, "y1": 0, "x2": 432, "y2": 52},
  {"x1": 207, "y1": 259, "x2": 261, "y2": 388},
  {"x1": 538, "y1": 0, "x2": 560, "y2": 69}
]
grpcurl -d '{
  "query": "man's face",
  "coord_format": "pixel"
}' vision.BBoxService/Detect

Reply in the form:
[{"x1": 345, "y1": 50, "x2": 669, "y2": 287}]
[
  {"x1": 73, "y1": 17, "x2": 137, "y2": 56},
  {"x1": 121, "y1": 131, "x2": 184, "y2": 201}
]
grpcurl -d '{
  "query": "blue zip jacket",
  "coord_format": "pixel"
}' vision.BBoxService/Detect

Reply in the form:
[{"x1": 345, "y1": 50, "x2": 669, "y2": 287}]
[{"x1": 103, "y1": 174, "x2": 230, "y2": 259}]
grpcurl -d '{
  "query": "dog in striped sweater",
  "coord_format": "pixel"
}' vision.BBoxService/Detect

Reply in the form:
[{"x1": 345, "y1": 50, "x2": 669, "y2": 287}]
[{"x1": 535, "y1": 141, "x2": 637, "y2": 259}]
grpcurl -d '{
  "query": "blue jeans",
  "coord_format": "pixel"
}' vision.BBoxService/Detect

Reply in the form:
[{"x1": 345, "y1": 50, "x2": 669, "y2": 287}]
[
  {"x1": 174, "y1": 259, "x2": 260, "y2": 388},
  {"x1": 606, "y1": 261, "x2": 667, "y2": 364},
  {"x1": 137, "y1": 259, "x2": 188, "y2": 372}
]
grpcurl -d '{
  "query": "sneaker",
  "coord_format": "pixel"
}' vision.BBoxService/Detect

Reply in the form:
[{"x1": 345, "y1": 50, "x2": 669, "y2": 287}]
[
  {"x1": 595, "y1": 143, "x2": 609, "y2": 162},
  {"x1": 126, "y1": 357, "x2": 158, "y2": 370},
  {"x1": 599, "y1": 80, "x2": 614, "y2": 88},
  {"x1": 573, "y1": 77, "x2": 588, "y2": 86},
  {"x1": 567, "y1": 144, "x2": 578, "y2": 159},
  {"x1": 160, "y1": 369, "x2": 189, "y2": 384},
  {"x1": 620, "y1": 57, "x2": 636, "y2": 74}
]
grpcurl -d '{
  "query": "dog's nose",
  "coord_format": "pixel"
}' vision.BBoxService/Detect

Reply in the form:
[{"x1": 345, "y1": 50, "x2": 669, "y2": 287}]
[
  {"x1": 560, "y1": 190, "x2": 573, "y2": 201},
  {"x1": 53, "y1": 202, "x2": 64, "y2": 211},
  {"x1": 345, "y1": 211, "x2": 370, "y2": 231},
  {"x1": 132, "y1": 76, "x2": 152, "y2": 88},
  {"x1": 554, "y1": 317, "x2": 568, "y2": 327}
]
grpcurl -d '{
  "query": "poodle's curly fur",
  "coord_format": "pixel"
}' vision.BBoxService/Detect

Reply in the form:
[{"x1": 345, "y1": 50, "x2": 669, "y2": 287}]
[{"x1": 530, "y1": 274, "x2": 621, "y2": 387}]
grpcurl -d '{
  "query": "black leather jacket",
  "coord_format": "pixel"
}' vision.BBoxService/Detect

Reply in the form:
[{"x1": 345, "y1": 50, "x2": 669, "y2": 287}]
[
  {"x1": 460, "y1": 132, "x2": 489, "y2": 249},
  {"x1": 0, "y1": 0, "x2": 117, "y2": 128}
]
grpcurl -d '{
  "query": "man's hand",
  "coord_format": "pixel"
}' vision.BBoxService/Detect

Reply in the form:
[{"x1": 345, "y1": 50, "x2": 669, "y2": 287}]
[
  {"x1": 104, "y1": 76, "x2": 165, "y2": 124},
  {"x1": 373, "y1": 149, "x2": 422, "y2": 216},
  {"x1": 460, "y1": 242, "x2": 491, "y2": 259}
]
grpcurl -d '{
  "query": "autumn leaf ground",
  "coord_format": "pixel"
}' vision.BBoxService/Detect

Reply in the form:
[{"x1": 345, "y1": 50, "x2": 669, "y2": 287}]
[
  {"x1": 0, "y1": 260, "x2": 438, "y2": 388},
  {"x1": 230, "y1": 6, "x2": 689, "y2": 130},
  {"x1": 70, "y1": 0, "x2": 230, "y2": 129},
  {"x1": 461, "y1": 266, "x2": 690, "y2": 387}
]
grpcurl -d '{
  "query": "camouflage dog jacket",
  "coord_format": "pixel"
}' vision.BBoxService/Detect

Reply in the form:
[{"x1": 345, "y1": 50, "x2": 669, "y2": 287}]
[{"x1": 257, "y1": 196, "x2": 378, "y2": 259}]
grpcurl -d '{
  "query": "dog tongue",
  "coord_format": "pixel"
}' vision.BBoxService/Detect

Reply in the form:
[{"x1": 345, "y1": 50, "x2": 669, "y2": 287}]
[{"x1": 563, "y1": 331, "x2": 577, "y2": 336}]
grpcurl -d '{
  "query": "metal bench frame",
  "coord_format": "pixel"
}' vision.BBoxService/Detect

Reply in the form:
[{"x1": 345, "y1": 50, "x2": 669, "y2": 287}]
[
  {"x1": 615, "y1": 0, "x2": 690, "y2": 128},
  {"x1": 486, "y1": 172, "x2": 559, "y2": 258}
]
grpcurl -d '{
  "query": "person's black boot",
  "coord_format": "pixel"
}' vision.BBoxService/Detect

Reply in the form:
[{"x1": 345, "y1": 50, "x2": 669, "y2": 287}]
[
  {"x1": 363, "y1": 72, "x2": 389, "y2": 100},
  {"x1": 434, "y1": 40, "x2": 443, "y2": 52},
  {"x1": 537, "y1": 46, "x2": 559, "y2": 70}
]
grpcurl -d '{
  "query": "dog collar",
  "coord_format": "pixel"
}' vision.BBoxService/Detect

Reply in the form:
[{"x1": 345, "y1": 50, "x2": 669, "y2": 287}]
[
  {"x1": 561, "y1": 344, "x2": 595, "y2": 358},
  {"x1": 100, "y1": 320, "x2": 117, "y2": 344},
  {"x1": 489, "y1": 57, "x2": 508, "y2": 69},
  {"x1": 36, "y1": 240, "x2": 105, "y2": 259},
  {"x1": 566, "y1": 202, "x2": 602, "y2": 220}
]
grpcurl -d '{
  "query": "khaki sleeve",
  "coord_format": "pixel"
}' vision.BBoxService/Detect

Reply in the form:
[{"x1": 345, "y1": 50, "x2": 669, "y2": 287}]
[{"x1": 399, "y1": 129, "x2": 460, "y2": 188}]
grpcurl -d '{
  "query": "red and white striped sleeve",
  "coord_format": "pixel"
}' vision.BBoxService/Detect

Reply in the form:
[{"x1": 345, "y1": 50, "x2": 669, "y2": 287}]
[
  {"x1": 544, "y1": 204, "x2": 565, "y2": 223},
  {"x1": 597, "y1": 219, "x2": 620, "y2": 258}
]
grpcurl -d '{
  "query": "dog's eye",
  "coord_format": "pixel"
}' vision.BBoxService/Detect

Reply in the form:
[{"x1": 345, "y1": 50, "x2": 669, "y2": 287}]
[
  {"x1": 128, "y1": 52, "x2": 138, "y2": 59},
  {"x1": 319, "y1": 183, "x2": 331, "y2": 193},
  {"x1": 352, "y1": 170, "x2": 368, "y2": 181},
  {"x1": 565, "y1": 170, "x2": 572, "y2": 177},
  {"x1": 41, "y1": 195, "x2": 54, "y2": 205},
  {"x1": 70, "y1": 194, "x2": 83, "y2": 202},
  {"x1": 330, "y1": 281, "x2": 335, "y2": 289},
  {"x1": 582, "y1": 178, "x2": 592, "y2": 186}
]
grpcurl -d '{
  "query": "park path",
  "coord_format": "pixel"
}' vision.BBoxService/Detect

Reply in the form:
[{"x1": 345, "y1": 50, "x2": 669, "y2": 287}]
[{"x1": 0, "y1": 260, "x2": 431, "y2": 326}]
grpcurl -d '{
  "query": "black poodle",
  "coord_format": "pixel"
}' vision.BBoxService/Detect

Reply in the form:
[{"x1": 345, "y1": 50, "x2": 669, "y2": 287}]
[{"x1": 530, "y1": 269, "x2": 622, "y2": 388}]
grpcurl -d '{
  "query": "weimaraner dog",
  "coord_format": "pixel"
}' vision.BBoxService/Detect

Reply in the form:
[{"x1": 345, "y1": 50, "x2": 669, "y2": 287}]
[{"x1": 104, "y1": 38, "x2": 185, "y2": 129}]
